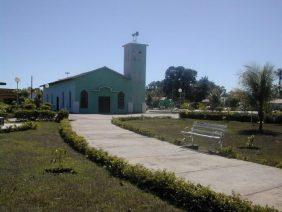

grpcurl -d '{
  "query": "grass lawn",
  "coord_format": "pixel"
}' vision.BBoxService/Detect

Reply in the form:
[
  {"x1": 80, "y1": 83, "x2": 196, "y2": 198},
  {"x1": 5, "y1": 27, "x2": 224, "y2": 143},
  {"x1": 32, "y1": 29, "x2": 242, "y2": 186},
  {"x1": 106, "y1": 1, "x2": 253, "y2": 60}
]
[
  {"x1": 117, "y1": 118, "x2": 282, "y2": 166},
  {"x1": 0, "y1": 122, "x2": 182, "y2": 211}
]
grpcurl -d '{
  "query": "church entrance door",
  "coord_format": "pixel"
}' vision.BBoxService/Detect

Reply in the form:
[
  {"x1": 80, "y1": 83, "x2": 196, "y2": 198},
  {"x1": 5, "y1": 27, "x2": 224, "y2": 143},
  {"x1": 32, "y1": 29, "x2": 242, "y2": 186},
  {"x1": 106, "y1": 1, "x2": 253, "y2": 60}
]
[{"x1": 98, "y1": 96, "x2": 110, "y2": 113}]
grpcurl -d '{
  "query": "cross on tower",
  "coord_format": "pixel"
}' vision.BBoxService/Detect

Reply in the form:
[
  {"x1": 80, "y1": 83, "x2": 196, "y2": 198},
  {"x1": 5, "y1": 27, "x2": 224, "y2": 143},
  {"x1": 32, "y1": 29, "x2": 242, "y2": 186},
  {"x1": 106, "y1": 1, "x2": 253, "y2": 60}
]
[{"x1": 132, "y1": 31, "x2": 139, "y2": 42}]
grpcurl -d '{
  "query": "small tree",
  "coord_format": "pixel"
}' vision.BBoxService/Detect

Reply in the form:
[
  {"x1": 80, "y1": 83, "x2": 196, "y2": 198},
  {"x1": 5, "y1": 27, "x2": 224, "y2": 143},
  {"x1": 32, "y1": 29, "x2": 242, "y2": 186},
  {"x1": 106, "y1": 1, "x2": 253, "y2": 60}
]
[
  {"x1": 208, "y1": 87, "x2": 225, "y2": 110},
  {"x1": 240, "y1": 64, "x2": 274, "y2": 132}
]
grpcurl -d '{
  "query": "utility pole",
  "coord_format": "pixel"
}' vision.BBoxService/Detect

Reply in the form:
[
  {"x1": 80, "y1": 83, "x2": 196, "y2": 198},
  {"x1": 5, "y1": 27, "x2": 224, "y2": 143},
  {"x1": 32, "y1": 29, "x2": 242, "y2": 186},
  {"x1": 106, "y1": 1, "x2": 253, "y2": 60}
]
[{"x1": 30, "y1": 76, "x2": 33, "y2": 99}]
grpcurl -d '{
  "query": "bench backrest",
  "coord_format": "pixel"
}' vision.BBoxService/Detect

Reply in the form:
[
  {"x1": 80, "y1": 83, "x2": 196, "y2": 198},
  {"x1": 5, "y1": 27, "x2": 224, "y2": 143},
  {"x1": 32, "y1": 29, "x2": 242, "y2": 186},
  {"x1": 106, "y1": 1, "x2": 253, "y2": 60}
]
[{"x1": 191, "y1": 122, "x2": 227, "y2": 137}]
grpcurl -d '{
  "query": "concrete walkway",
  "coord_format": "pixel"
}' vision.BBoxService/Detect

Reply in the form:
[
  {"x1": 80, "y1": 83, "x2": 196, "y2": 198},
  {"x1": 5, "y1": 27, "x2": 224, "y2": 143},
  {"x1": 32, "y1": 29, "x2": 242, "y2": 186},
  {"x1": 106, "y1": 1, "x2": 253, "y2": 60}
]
[{"x1": 70, "y1": 114, "x2": 282, "y2": 210}]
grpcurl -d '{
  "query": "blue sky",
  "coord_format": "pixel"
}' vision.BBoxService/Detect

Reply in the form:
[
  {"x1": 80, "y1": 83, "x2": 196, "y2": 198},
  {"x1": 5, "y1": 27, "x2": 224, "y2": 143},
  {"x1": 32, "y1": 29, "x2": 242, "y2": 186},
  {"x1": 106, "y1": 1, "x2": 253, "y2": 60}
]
[{"x1": 1, "y1": 0, "x2": 281, "y2": 91}]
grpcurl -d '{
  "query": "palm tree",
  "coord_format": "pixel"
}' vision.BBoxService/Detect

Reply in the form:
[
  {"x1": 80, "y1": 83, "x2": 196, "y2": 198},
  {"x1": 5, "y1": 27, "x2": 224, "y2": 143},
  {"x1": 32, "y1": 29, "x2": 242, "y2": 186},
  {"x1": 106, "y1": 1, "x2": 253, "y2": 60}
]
[
  {"x1": 208, "y1": 88, "x2": 222, "y2": 110},
  {"x1": 240, "y1": 64, "x2": 274, "y2": 132}
]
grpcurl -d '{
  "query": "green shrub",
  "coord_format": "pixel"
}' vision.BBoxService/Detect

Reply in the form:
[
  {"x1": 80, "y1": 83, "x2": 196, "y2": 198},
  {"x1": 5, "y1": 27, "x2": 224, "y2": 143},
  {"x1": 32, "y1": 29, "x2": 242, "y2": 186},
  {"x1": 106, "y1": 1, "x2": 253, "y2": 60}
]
[
  {"x1": 246, "y1": 135, "x2": 255, "y2": 147},
  {"x1": 198, "y1": 102, "x2": 206, "y2": 110},
  {"x1": 15, "y1": 110, "x2": 56, "y2": 121},
  {"x1": 59, "y1": 119, "x2": 275, "y2": 211},
  {"x1": 0, "y1": 102, "x2": 9, "y2": 111},
  {"x1": 37, "y1": 110, "x2": 56, "y2": 120},
  {"x1": 276, "y1": 162, "x2": 282, "y2": 169},
  {"x1": 0, "y1": 110, "x2": 7, "y2": 118},
  {"x1": 55, "y1": 109, "x2": 69, "y2": 122},
  {"x1": 179, "y1": 111, "x2": 282, "y2": 124},
  {"x1": 180, "y1": 102, "x2": 189, "y2": 109},
  {"x1": 0, "y1": 102, "x2": 9, "y2": 118},
  {"x1": 0, "y1": 121, "x2": 37, "y2": 133},
  {"x1": 23, "y1": 103, "x2": 36, "y2": 110},
  {"x1": 217, "y1": 146, "x2": 238, "y2": 159},
  {"x1": 15, "y1": 110, "x2": 38, "y2": 120},
  {"x1": 40, "y1": 103, "x2": 52, "y2": 110}
]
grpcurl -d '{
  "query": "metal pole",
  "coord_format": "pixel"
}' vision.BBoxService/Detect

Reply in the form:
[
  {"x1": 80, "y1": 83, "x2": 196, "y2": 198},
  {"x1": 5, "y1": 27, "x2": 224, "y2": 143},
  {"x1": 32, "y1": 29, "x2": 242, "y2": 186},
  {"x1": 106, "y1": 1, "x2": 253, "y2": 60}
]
[
  {"x1": 16, "y1": 82, "x2": 19, "y2": 106},
  {"x1": 30, "y1": 76, "x2": 33, "y2": 99}
]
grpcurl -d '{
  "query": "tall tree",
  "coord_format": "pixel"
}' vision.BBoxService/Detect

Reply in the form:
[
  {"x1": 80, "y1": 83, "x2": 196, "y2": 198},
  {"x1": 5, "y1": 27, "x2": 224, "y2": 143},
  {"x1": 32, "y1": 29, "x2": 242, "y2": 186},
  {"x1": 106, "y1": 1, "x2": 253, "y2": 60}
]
[
  {"x1": 275, "y1": 68, "x2": 282, "y2": 97},
  {"x1": 240, "y1": 64, "x2": 274, "y2": 132},
  {"x1": 146, "y1": 81, "x2": 164, "y2": 108},
  {"x1": 193, "y1": 76, "x2": 211, "y2": 102},
  {"x1": 163, "y1": 66, "x2": 197, "y2": 101}
]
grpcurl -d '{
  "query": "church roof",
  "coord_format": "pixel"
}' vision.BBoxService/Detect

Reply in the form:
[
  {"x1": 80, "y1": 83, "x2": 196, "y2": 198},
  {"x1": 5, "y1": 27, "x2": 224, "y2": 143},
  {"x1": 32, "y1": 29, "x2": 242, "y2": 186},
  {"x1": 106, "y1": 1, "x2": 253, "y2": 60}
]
[{"x1": 42, "y1": 66, "x2": 128, "y2": 86}]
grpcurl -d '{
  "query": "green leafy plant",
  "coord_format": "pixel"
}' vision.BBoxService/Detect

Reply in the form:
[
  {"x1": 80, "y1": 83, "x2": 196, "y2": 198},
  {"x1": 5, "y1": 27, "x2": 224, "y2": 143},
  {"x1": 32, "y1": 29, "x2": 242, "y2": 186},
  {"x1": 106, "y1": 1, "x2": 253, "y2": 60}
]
[
  {"x1": 40, "y1": 103, "x2": 52, "y2": 110},
  {"x1": 247, "y1": 135, "x2": 255, "y2": 147},
  {"x1": 14, "y1": 110, "x2": 56, "y2": 121},
  {"x1": 55, "y1": 109, "x2": 69, "y2": 122},
  {"x1": 276, "y1": 162, "x2": 282, "y2": 169},
  {"x1": 217, "y1": 146, "x2": 238, "y2": 159},
  {"x1": 45, "y1": 148, "x2": 76, "y2": 174},
  {"x1": 51, "y1": 148, "x2": 67, "y2": 168}
]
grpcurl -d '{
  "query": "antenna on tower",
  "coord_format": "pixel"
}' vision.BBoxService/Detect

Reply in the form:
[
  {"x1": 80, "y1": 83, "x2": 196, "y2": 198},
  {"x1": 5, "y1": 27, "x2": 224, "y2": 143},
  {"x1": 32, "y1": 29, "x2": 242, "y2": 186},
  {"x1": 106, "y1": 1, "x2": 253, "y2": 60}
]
[
  {"x1": 65, "y1": 72, "x2": 70, "y2": 77},
  {"x1": 132, "y1": 31, "x2": 139, "y2": 42}
]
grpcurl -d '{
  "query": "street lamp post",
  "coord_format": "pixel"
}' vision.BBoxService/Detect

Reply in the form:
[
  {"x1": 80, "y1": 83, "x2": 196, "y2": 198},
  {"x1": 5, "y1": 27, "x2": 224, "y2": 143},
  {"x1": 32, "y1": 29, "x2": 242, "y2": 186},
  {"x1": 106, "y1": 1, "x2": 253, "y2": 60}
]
[
  {"x1": 15, "y1": 77, "x2": 20, "y2": 106},
  {"x1": 178, "y1": 88, "x2": 182, "y2": 106}
]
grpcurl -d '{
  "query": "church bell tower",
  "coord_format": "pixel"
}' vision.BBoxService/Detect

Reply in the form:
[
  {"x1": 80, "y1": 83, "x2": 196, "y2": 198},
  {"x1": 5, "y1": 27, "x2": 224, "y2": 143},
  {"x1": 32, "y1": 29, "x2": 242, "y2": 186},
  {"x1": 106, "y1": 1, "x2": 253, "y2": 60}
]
[{"x1": 123, "y1": 33, "x2": 148, "y2": 113}]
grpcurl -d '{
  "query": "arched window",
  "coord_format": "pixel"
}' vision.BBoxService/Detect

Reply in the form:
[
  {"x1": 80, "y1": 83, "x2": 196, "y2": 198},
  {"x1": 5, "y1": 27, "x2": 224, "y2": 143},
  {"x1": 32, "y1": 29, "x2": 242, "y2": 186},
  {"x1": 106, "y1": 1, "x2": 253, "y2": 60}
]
[
  {"x1": 118, "y1": 92, "x2": 125, "y2": 109},
  {"x1": 80, "y1": 90, "x2": 88, "y2": 108}
]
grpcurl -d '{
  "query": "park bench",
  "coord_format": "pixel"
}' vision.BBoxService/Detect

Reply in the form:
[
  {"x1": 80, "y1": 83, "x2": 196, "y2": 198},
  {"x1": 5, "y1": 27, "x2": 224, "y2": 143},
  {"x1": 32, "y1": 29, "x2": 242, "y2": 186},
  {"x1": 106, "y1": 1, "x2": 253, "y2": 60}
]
[{"x1": 181, "y1": 122, "x2": 227, "y2": 148}]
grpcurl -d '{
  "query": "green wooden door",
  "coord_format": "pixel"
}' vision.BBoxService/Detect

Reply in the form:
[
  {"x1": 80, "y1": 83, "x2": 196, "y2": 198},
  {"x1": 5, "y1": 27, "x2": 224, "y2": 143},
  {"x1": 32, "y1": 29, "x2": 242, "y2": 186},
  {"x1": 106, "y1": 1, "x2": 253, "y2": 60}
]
[{"x1": 98, "y1": 96, "x2": 110, "y2": 113}]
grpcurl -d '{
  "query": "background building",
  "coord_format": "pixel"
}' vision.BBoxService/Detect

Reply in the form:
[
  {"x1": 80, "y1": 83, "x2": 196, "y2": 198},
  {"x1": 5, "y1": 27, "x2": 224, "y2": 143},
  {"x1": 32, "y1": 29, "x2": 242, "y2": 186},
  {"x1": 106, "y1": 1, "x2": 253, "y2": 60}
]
[
  {"x1": 0, "y1": 88, "x2": 16, "y2": 103},
  {"x1": 43, "y1": 41, "x2": 148, "y2": 114}
]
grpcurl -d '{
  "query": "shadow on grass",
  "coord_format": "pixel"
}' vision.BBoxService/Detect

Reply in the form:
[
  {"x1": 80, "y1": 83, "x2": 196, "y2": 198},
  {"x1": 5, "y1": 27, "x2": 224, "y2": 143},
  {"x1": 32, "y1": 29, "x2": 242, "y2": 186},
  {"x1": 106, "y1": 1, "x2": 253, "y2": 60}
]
[
  {"x1": 238, "y1": 129, "x2": 280, "y2": 136},
  {"x1": 44, "y1": 167, "x2": 77, "y2": 174}
]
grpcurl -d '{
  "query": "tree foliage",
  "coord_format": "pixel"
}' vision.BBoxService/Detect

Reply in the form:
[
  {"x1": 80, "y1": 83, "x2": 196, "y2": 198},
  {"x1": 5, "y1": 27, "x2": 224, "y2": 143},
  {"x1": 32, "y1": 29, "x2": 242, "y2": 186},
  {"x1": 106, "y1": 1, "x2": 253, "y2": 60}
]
[
  {"x1": 163, "y1": 66, "x2": 197, "y2": 101},
  {"x1": 146, "y1": 81, "x2": 164, "y2": 108}
]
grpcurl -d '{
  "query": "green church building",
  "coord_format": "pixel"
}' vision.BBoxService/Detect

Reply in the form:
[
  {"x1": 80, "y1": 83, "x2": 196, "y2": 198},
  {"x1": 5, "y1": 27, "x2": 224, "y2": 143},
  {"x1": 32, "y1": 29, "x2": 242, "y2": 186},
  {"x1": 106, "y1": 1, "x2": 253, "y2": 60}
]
[{"x1": 43, "y1": 41, "x2": 148, "y2": 114}]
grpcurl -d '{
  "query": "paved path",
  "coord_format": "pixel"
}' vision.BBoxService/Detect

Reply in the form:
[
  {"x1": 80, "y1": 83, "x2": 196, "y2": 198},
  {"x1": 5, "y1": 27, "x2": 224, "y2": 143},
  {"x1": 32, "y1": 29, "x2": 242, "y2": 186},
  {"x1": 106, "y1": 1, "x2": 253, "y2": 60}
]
[{"x1": 70, "y1": 114, "x2": 282, "y2": 210}]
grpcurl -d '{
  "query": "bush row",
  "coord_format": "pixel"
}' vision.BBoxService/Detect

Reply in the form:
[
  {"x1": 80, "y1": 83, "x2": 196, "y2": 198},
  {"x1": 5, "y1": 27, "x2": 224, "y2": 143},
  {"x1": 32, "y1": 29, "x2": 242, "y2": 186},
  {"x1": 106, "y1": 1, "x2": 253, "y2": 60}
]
[
  {"x1": 14, "y1": 110, "x2": 56, "y2": 121},
  {"x1": 14, "y1": 109, "x2": 69, "y2": 122},
  {"x1": 59, "y1": 119, "x2": 274, "y2": 211},
  {"x1": 0, "y1": 121, "x2": 37, "y2": 133},
  {"x1": 179, "y1": 111, "x2": 282, "y2": 124}
]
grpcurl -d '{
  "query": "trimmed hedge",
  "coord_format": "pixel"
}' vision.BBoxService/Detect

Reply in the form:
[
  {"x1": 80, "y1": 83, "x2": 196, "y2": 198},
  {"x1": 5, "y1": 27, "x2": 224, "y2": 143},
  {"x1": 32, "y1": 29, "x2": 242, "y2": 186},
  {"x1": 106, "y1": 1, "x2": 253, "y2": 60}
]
[
  {"x1": 179, "y1": 111, "x2": 282, "y2": 124},
  {"x1": 59, "y1": 119, "x2": 275, "y2": 211},
  {"x1": 55, "y1": 109, "x2": 69, "y2": 122},
  {"x1": 0, "y1": 121, "x2": 37, "y2": 133},
  {"x1": 15, "y1": 110, "x2": 56, "y2": 121}
]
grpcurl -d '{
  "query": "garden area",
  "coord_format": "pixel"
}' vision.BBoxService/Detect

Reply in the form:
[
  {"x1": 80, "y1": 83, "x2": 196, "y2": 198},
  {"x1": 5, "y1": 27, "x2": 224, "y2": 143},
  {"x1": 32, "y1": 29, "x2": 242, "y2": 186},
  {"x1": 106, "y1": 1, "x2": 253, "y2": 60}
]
[
  {"x1": 0, "y1": 122, "x2": 182, "y2": 211},
  {"x1": 112, "y1": 116, "x2": 282, "y2": 168}
]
